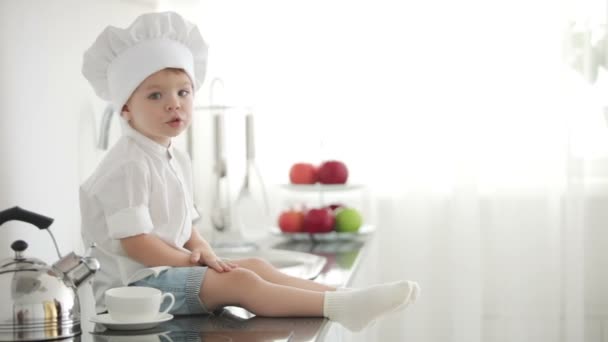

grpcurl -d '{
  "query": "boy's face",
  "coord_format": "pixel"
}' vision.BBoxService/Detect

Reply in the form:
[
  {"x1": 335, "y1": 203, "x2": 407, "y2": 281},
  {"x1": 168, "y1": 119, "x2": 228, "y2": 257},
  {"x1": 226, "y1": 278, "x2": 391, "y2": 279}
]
[{"x1": 122, "y1": 68, "x2": 194, "y2": 146}]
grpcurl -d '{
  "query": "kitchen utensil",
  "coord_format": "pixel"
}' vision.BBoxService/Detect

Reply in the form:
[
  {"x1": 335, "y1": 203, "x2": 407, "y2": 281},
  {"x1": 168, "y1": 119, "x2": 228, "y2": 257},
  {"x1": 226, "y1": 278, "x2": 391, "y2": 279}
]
[
  {"x1": 234, "y1": 113, "x2": 271, "y2": 240},
  {"x1": 210, "y1": 112, "x2": 257, "y2": 252},
  {"x1": 205, "y1": 80, "x2": 258, "y2": 251},
  {"x1": 0, "y1": 206, "x2": 100, "y2": 341}
]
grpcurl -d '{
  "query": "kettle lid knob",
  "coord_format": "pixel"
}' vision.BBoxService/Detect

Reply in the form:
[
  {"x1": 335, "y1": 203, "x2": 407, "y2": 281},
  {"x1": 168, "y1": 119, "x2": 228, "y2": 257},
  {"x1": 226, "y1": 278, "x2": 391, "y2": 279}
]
[
  {"x1": 11, "y1": 240, "x2": 27, "y2": 252},
  {"x1": 10, "y1": 240, "x2": 27, "y2": 252},
  {"x1": 10, "y1": 240, "x2": 28, "y2": 259}
]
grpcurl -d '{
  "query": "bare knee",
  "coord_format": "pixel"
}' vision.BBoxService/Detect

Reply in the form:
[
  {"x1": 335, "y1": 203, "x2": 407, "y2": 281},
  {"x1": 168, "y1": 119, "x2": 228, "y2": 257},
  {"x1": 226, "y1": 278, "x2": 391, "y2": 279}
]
[
  {"x1": 200, "y1": 267, "x2": 264, "y2": 310},
  {"x1": 236, "y1": 257, "x2": 274, "y2": 272}
]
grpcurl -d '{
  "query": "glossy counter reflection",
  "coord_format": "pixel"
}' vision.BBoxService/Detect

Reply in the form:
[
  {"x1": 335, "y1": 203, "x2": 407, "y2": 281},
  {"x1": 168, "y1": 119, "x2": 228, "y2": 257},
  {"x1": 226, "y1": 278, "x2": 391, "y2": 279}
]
[
  {"x1": 273, "y1": 239, "x2": 365, "y2": 288},
  {"x1": 91, "y1": 309, "x2": 323, "y2": 342}
]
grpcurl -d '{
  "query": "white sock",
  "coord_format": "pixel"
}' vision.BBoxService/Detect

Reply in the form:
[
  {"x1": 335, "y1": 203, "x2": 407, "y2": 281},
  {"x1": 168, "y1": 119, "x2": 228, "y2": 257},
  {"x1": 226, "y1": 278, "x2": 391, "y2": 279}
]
[
  {"x1": 336, "y1": 287, "x2": 353, "y2": 292},
  {"x1": 393, "y1": 280, "x2": 421, "y2": 312},
  {"x1": 323, "y1": 280, "x2": 415, "y2": 332},
  {"x1": 410, "y1": 281, "x2": 420, "y2": 302}
]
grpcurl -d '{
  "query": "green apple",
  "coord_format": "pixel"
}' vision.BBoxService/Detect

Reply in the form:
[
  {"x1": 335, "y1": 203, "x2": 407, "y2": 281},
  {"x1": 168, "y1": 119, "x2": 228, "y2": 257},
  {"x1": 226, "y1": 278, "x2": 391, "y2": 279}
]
[{"x1": 334, "y1": 208, "x2": 362, "y2": 233}]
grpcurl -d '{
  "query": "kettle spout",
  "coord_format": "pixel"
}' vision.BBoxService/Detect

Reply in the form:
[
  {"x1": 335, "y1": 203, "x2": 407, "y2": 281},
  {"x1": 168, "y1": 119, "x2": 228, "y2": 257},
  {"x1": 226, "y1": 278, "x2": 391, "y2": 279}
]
[
  {"x1": 69, "y1": 256, "x2": 101, "y2": 288},
  {"x1": 67, "y1": 257, "x2": 101, "y2": 287},
  {"x1": 53, "y1": 252, "x2": 101, "y2": 288}
]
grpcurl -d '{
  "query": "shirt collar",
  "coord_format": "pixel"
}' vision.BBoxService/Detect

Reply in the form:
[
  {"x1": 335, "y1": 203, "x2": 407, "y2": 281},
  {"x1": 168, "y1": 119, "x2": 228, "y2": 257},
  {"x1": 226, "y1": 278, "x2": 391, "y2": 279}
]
[{"x1": 120, "y1": 117, "x2": 174, "y2": 159}]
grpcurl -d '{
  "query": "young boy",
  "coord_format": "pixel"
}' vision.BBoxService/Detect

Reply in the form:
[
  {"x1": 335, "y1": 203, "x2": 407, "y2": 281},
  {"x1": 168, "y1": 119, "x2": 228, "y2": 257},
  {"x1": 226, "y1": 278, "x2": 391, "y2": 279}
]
[{"x1": 80, "y1": 11, "x2": 419, "y2": 332}]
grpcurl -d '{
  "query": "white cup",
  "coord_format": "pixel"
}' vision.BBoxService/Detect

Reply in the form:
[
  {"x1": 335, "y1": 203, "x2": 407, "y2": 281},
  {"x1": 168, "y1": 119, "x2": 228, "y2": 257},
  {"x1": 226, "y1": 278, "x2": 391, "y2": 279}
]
[{"x1": 105, "y1": 286, "x2": 175, "y2": 323}]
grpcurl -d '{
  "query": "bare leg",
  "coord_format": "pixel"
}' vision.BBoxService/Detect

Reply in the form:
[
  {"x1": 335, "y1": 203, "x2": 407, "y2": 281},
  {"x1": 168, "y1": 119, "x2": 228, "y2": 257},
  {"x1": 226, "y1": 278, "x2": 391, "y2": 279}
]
[
  {"x1": 200, "y1": 267, "x2": 324, "y2": 316},
  {"x1": 200, "y1": 266, "x2": 420, "y2": 331},
  {"x1": 231, "y1": 257, "x2": 335, "y2": 292}
]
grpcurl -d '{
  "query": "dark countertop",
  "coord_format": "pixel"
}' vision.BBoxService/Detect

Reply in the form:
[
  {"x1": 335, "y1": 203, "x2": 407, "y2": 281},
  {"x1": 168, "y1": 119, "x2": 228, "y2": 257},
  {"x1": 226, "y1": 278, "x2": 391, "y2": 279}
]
[{"x1": 78, "y1": 235, "x2": 371, "y2": 342}]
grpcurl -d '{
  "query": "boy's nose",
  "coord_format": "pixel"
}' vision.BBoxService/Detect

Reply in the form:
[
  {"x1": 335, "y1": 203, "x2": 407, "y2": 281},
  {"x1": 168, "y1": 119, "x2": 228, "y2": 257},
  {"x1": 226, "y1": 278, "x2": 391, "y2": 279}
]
[{"x1": 165, "y1": 99, "x2": 181, "y2": 111}]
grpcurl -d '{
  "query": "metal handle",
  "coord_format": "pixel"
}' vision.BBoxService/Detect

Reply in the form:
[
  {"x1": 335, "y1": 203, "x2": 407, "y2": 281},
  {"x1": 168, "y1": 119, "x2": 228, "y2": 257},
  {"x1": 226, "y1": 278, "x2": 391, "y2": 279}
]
[
  {"x1": 211, "y1": 114, "x2": 231, "y2": 231},
  {"x1": 245, "y1": 113, "x2": 255, "y2": 161},
  {"x1": 213, "y1": 114, "x2": 225, "y2": 169},
  {"x1": 211, "y1": 171, "x2": 231, "y2": 232}
]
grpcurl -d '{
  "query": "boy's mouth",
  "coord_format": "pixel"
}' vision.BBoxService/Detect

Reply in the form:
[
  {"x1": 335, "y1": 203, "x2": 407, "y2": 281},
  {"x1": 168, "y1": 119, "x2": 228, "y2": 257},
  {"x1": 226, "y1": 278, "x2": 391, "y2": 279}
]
[
  {"x1": 167, "y1": 115, "x2": 183, "y2": 122},
  {"x1": 166, "y1": 117, "x2": 185, "y2": 127}
]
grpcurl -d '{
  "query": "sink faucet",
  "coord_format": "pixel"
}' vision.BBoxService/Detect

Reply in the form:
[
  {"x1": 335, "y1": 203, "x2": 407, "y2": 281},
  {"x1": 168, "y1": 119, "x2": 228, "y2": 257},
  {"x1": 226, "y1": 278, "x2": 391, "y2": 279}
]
[{"x1": 97, "y1": 104, "x2": 114, "y2": 150}]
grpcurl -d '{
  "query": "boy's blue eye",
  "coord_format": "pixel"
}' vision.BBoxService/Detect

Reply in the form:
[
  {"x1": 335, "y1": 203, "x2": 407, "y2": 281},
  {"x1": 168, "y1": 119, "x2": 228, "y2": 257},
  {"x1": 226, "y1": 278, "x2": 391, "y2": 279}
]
[
  {"x1": 178, "y1": 90, "x2": 190, "y2": 97},
  {"x1": 148, "y1": 92, "x2": 161, "y2": 100}
]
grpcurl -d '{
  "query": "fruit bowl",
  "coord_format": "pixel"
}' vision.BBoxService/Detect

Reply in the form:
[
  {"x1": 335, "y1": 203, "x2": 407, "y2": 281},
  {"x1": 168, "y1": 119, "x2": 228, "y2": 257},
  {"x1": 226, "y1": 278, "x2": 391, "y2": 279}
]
[{"x1": 271, "y1": 224, "x2": 375, "y2": 241}]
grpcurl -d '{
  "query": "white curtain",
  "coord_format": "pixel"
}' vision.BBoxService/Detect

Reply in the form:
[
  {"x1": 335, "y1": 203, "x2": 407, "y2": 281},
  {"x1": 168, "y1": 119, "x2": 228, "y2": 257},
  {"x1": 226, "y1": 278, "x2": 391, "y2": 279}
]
[{"x1": 184, "y1": 0, "x2": 608, "y2": 340}]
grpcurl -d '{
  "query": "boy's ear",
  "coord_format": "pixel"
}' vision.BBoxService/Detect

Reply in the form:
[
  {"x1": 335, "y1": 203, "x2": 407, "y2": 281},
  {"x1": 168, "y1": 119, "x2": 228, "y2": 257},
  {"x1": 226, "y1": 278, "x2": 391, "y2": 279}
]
[{"x1": 121, "y1": 104, "x2": 131, "y2": 121}]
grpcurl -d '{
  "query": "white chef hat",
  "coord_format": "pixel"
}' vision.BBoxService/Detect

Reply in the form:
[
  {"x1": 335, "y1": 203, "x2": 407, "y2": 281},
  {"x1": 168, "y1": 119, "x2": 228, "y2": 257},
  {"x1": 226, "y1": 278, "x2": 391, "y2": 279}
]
[{"x1": 82, "y1": 11, "x2": 208, "y2": 111}]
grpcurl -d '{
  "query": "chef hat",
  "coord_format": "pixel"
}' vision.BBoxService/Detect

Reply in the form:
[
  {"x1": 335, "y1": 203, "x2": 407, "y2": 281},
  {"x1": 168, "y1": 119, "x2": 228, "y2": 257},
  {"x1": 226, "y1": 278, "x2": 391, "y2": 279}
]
[{"x1": 82, "y1": 11, "x2": 208, "y2": 111}]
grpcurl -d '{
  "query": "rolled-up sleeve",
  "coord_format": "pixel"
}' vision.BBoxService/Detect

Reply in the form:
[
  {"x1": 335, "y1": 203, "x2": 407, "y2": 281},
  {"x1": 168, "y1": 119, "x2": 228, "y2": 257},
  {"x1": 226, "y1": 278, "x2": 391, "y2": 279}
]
[
  {"x1": 106, "y1": 205, "x2": 154, "y2": 238},
  {"x1": 94, "y1": 161, "x2": 154, "y2": 239}
]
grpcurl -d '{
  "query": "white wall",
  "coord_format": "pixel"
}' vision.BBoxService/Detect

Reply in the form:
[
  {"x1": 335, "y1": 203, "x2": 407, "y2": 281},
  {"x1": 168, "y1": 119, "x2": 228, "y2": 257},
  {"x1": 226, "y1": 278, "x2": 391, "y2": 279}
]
[{"x1": 0, "y1": 0, "x2": 156, "y2": 262}]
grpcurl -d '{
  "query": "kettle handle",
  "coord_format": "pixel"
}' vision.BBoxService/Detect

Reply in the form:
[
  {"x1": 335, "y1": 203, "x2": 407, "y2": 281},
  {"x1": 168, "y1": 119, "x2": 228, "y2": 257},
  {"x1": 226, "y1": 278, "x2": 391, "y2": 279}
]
[{"x1": 0, "y1": 206, "x2": 54, "y2": 229}]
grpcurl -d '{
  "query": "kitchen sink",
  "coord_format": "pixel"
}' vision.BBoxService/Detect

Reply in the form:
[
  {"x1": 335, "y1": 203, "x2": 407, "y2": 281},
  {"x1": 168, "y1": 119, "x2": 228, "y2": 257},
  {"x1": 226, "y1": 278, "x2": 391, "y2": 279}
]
[{"x1": 215, "y1": 248, "x2": 327, "y2": 280}]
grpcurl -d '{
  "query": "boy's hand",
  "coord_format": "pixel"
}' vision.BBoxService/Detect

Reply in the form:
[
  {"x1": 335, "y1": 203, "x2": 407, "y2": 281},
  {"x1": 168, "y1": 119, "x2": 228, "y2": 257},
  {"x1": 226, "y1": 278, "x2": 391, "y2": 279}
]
[{"x1": 190, "y1": 248, "x2": 238, "y2": 273}]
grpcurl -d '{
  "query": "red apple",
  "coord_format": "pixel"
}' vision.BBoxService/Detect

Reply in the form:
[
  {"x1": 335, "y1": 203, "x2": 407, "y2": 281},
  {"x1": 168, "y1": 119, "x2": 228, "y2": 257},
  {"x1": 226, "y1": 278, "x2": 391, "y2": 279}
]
[
  {"x1": 326, "y1": 203, "x2": 344, "y2": 212},
  {"x1": 318, "y1": 160, "x2": 348, "y2": 184},
  {"x1": 278, "y1": 209, "x2": 305, "y2": 233},
  {"x1": 289, "y1": 163, "x2": 318, "y2": 184},
  {"x1": 303, "y1": 208, "x2": 335, "y2": 233}
]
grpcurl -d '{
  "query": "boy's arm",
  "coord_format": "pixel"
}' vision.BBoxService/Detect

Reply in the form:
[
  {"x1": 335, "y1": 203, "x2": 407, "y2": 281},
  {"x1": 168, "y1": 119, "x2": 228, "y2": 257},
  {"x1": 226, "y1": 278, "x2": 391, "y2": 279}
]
[
  {"x1": 183, "y1": 227, "x2": 237, "y2": 272},
  {"x1": 120, "y1": 234, "x2": 194, "y2": 267},
  {"x1": 183, "y1": 226, "x2": 209, "y2": 251}
]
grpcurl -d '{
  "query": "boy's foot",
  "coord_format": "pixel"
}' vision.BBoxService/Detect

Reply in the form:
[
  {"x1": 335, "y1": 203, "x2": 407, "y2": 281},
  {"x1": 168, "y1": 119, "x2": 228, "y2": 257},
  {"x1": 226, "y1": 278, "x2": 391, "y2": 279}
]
[
  {"x1": 393, "y1": 280, "x2": 421, "y2": 312},
  {"x1": 323, "y1": 280, "x2": 417, "y2": 332}
]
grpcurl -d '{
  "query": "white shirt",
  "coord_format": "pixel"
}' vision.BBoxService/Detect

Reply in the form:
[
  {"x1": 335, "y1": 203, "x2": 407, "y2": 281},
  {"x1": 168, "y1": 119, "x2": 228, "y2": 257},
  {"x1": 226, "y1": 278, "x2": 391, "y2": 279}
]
[{"x1": 80, "y1": 121, "x2": 199, "y2": 313}]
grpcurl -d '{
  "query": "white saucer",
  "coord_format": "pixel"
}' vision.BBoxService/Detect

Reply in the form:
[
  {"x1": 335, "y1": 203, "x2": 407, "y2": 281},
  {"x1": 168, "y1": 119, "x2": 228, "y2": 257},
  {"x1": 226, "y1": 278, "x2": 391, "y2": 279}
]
[{"x1": 90, "y1": 313, "x2": 173, "y2": 331}]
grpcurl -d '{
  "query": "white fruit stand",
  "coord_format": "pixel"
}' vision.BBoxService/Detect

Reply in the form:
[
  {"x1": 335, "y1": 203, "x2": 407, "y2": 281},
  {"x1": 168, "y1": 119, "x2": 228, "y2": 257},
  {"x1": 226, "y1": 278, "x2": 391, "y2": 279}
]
[{"x1": 273, "y1": 183, "x2": 374, "y2": 241}]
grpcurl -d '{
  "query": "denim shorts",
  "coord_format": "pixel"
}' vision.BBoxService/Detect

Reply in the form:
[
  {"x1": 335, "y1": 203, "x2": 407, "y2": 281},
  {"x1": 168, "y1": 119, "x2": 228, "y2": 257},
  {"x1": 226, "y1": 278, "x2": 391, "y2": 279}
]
[{"x1": 129, "y1": 266, "x2": 210, "y2": 315}]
